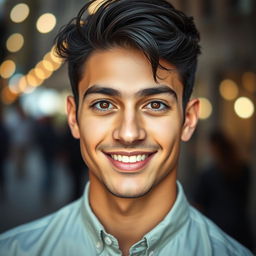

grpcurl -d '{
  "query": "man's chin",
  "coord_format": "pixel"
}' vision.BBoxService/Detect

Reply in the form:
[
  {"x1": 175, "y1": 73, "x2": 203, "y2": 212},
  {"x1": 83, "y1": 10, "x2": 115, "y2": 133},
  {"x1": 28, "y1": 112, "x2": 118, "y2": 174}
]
[{"x1": 105, "y1": 184, "x2": 153, "y2": 199}]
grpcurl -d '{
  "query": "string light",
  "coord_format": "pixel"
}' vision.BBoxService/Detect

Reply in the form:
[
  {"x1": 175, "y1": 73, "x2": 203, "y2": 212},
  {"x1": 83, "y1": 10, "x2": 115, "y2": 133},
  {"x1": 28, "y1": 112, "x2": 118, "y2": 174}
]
[
  {"x1": 36, "y1": 13, "x2": 56, "y2": 33},
  {"x1": 6, "y1": 33, "x2": 24, "y2": 53},
  {"x1": 219, "y1": 79, "x2": 238, "y2": 101},
  {"x1": 242, "y1": 72, "x2": 256, "y2": 93},
  {"x1": 0, "y1": 60, "x2": 16, "y2": 79},
  {"x1": 234, "y1": 97, "x2": 254, "y2": 119},
  {"x1": 199, "y1": 97, "x2": 212, "y2": 120},
  {"x1": 10, "y1": 3, "x2": 30, "y2": 23}
]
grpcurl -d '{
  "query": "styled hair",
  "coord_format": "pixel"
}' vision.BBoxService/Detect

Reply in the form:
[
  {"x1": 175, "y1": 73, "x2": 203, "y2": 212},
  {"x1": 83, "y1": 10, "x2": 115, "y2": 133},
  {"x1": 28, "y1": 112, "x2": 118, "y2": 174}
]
[{"x1": 55, "y1": 0, "x2": 201, "y2": 108}]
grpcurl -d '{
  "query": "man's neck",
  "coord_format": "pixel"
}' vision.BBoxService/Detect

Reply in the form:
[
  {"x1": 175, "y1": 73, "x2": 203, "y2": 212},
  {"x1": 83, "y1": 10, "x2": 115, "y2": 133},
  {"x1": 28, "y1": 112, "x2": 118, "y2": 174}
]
[{"x1": 89, "y1": 172, "x2": 177, "y2": 255}]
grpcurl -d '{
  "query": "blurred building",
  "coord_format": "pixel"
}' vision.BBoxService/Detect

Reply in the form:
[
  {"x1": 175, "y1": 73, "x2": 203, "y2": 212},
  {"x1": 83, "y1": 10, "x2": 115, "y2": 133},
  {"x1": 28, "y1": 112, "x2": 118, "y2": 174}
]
[{"x1": 0, "y1": 0, "x2": 255, "y2": 247}]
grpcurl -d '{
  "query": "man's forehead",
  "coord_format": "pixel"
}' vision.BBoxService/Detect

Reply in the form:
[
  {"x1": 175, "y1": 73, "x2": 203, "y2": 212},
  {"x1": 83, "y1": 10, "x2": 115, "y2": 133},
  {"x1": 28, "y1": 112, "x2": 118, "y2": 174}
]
[{"x1": 78, "y1": 47, "x2": 183, "y2": 97}]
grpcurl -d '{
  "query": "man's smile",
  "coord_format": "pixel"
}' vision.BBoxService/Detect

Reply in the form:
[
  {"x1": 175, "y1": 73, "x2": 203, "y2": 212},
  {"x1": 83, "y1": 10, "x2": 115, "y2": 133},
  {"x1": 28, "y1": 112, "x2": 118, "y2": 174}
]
[{"x1": 103, "y1": 151, "x2": 157, "y2": 172}]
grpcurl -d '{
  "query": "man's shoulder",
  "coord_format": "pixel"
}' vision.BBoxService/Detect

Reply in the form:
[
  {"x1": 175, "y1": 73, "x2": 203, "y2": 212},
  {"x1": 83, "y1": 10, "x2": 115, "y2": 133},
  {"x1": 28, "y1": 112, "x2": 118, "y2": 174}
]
[
  {"x1": 0, "y1": 199, "x2": 85, "y2": 254},
  {"x1": 188, "y1": 206, "x2": 253, "y2": 256}
]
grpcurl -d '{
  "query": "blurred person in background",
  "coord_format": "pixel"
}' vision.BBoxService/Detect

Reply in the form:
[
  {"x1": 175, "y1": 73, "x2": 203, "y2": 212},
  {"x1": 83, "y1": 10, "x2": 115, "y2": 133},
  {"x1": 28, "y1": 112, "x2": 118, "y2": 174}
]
[
  {"x1": 35, "y1": 115, "x2": 59, "y2": 200},
  {"x1": 0, "y1": 0, "x2": 253, "y2": 255},
  {"x1": 59, "y1": 124, "x2": 88, "y2": 202},
  {"x1": 0, "y1": 103, "x2": 10, "y2": 200},
  {"x1": 6, "y1": 100, "x2": 35, "y2": 179},
  {"x1": 193, "y1": 129, "x2": 254, "y2": 251}
]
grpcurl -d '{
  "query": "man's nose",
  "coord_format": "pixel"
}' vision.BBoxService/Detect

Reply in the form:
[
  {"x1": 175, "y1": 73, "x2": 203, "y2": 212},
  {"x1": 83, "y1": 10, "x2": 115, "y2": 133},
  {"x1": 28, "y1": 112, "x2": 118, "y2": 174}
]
[{"x1": 112, "y1": 109, "x2": 146, "y2": 145}]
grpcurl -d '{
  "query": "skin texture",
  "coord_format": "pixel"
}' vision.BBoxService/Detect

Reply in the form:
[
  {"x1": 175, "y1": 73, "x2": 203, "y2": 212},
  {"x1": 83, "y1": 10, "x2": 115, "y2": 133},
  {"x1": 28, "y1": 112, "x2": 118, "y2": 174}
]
[{"x1": 67, "y1": 47, "x2": 199, "y2": 255}]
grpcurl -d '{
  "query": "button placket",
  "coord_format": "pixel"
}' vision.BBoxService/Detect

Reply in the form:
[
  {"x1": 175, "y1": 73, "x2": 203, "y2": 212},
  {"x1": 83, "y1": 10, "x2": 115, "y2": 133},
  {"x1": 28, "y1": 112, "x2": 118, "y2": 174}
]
[
  {"x1": 96, "y1": 241, "x2": 102, "y2": 250},
  {"x1": 104, "y1": 236, "x2": 112, "y2": 246},
  {"x1": 148, "y1": 251, "x2": 154, "y2": 256}
]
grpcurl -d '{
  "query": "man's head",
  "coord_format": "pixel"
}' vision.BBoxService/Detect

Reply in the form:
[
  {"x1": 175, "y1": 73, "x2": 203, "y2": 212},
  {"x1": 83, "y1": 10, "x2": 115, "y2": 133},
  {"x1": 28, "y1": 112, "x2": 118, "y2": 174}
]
[
  {"x1": 55, "y1": 0, "x2": 201, "y2": 198},
  {"x1": 55, "y1": 0, "x2": 200, "y2": 110}
]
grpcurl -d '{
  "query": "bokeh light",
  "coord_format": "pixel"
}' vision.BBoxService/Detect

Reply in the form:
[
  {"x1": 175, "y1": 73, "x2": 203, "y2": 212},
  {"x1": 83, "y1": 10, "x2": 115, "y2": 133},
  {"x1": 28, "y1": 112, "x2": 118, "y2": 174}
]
[
  {"x1": 8, "y1": 73, "x2": 23, "y2": 93},
  {"x1": 22, "y1": 88, "x2": 62, "y2": 116},
  {"x1": 26, "y1": 70, "x2": 43, "y2": 87},
  {"x1": 88, "y1": 0, "x2": 105, "y2": 14},
  {"x1": 0, "y1": 60, "x2": 16, "y2": 79},
  {"x1": 199, "y1": 97, "x2": 212, "y2": 120},
  {"x1": 234, "y1": 97, "x2": 254, "y2": 119},
  {"x1": 17, "y1": 76, "x2": 28, "y2": 92},
  {"x1": 36, "y1": 62, "x2": 53, "y2": 79},
  {"x1": 36, "y1": 13, "x2": 56, "y2": 34},
  {"x1": 219, "y1": 79, "x2": 239, "y2": 100},
  {"x1": 42, "y1": 59, "x2": 54, "y2": 71},
  {"x1": 10, "y1": 3, "x2": 30, "y2": 23},
  {"x1": 1, "y1": 86, "x2": 18, "y2": 104},
  {"x1": 242, "y1": 72, "x2": 256, "y2": 93},
  {"x1": 6, "y1": 33, "x2": 24, "y2": 52}
]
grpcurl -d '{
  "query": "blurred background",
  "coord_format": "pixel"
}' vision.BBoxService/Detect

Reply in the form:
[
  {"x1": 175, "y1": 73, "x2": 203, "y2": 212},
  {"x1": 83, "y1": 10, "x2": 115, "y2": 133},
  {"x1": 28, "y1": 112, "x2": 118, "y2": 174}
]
[{"x1": 0, "y1": 0, "x2": 255, "y2": 252}]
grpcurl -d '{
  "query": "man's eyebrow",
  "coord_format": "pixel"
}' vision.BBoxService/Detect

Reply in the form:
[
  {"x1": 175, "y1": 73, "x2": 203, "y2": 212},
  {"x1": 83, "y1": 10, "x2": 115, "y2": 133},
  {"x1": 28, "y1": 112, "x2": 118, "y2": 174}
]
[
  {"x1": 83, "y1": 85, "x2": 121, "y2": 100},
  {"x1": 82, "y1": 84, "x2": 177, "y2": 101},
  {"x1": 136, "y1": 85, "x2": 177, "y2": 100}
]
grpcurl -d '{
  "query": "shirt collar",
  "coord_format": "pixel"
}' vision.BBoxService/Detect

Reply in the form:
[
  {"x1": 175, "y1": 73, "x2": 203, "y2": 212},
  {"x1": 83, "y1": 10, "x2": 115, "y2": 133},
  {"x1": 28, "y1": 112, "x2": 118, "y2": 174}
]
[{"x1": 80, "y1": 181, "x2": 189, "y2": 253}]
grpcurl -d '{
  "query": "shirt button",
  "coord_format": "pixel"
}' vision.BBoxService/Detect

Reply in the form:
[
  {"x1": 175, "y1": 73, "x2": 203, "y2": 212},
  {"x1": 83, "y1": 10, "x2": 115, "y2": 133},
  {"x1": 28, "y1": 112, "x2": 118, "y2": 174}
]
[
  {"x1": 149, "y1": 251, "x2": 154, "y2": 256},
  {"x1": 104, "y1": 236, "x2": 112, "y2": 245},
  {"x1": 96, "y1": 241, "x2": 102, "y2": 249}
]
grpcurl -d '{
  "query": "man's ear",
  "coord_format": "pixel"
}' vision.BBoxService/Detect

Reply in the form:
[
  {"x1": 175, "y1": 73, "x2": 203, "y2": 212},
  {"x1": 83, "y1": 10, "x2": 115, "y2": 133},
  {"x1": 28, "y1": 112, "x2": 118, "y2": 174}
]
[
  {"x1": 181, "y1": 98, "x2": 200, "y2": 142},
  {"x1": 67, "y1": 96, "x2": 80, "y2": 139}
]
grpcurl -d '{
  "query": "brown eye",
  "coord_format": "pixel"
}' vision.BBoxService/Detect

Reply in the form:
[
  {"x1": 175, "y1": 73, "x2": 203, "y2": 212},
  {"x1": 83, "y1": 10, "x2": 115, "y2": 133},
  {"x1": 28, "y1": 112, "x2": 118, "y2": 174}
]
[
  {"x1": 151, "y1": 102, "x2": 161, "y2": 109},
  {"x1": 99, "y1": 102, "x2": 110, "y2": 109},
  {"x1": 91, "y1": 100, "x2": 115, "y2": 112},
  {"x1": 145, "y1": 101, "x2": 169, "y2": 112}
]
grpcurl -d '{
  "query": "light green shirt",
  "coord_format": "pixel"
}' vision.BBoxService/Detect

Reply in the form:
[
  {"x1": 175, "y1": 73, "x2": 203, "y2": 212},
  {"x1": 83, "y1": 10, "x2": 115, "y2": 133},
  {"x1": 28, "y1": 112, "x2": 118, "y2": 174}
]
[{"x1": 0, "y1": 182, "x2": 253, "y2": 256}]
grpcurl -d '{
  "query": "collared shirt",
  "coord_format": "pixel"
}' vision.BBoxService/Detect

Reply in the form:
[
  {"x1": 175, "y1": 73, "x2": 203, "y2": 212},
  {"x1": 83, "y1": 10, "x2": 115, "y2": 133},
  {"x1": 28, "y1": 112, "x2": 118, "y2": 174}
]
[{"x1": 0, "y1": 182, "x2": 253, "y2": 256}]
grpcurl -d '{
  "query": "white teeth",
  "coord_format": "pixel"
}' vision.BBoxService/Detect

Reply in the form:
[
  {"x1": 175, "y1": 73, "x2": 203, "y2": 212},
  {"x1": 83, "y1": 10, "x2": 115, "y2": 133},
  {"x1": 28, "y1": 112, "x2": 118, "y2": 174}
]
[
  {"x1": 137, "y1": 155, "x2": 142, "y2": 161},
  {"x1": 129, "y1": 156, "x2": 137, "y2": 163},
  {"x1": 110, "y1": 154, "x2": 149, "y2": 163},
  {"x1": 123, "y1": 156, "x2": 129, "y2": 163}
]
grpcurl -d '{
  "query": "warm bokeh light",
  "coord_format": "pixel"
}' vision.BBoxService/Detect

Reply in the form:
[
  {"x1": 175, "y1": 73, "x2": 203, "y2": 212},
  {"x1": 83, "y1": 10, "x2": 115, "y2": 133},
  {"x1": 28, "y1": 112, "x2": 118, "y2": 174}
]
[
  {"x1": 36, "y1": 62, "x2": 53, "y2": 79},
  {"x1": 6, "y1": 33, "x2": 24, "y2": 52},
  {"x1": 36, "y1": 13, "x2": 56, "y2": 33},
  {"x1": 219, "y1": 79, "x2": 239, "y2": 100},
  {"x1": 10, "y1": 3, "x2": 30, "y2": 23},
  {"x1": 8, "y1": 73, "x2": 23, "y2": 93},
  {"x1": 88, "y1": 0, "x2": 105, "y2": 14},
  {"x1": 42, "y1": 59, "x2": 54, "y2": 71},
  {"x1": 1, "y1": 86, "x2": 18, "y2": 104},
  {"x1": 234, "y1": 97, "x2": 254, "y2": 119},
  {"x1": 43, "y1": 50, "x2": 62, "y2": 71},
  {"x1": 34, "y1": 67, "x2": 46, "y2": 80},
  {"x1": 199, "y1": 97, "x2": 212, "y2": 120},
  {"x1": 242, "y1": 72, "x2": 256, "y2": 93},
  {"x1": 26, "y1": 70, "x2": 43, "y2": 87},
  {"x1": 17, "y1": 76, "x2": 28, "y2": 93},
  {"x1": 0, "y1": 60, "x2": 16, "y2": 79},
  {"x1": 50, "y1": 46, "x2": 63, "y2": 63}
]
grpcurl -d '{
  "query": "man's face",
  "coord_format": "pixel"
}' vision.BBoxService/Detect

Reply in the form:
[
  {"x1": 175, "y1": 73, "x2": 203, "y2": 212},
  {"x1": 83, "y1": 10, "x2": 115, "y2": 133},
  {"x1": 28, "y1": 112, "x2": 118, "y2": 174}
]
[{"x1": 67, "y1": 47, "x2": 198, "y2": 198}]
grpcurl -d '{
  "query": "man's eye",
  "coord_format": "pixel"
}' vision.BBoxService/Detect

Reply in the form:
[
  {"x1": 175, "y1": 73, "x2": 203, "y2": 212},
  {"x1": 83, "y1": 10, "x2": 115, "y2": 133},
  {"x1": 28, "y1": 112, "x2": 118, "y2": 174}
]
[
  {"x1": 91, "y1": 100, "x2": 115, "y2": 111},
  {"x1": 145, "y1": 101, "x2": 169, "y2": 111}
]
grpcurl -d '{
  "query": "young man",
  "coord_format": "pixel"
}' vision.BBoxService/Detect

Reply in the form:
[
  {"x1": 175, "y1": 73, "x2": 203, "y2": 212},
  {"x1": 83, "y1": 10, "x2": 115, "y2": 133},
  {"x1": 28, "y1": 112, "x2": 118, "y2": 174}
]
[{"x1": 0, "y1": 0, "x2": 253, "y2": 255}]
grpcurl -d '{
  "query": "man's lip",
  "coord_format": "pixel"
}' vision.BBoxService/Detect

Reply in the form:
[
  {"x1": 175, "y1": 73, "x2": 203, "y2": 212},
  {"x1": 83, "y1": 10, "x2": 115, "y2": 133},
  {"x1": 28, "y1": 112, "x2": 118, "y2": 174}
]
[
  {"x1": 102, "y1": 151, "x2": 157, "y2": 156},
  {"x1": 103, "y1": 151, "x2": 157, "y2": 172}
]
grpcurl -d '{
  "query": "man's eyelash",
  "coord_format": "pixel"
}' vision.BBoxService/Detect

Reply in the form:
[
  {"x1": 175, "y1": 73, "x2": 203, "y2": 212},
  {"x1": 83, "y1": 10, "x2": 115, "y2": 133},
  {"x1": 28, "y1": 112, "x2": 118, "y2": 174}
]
[
  {"x1": 89, "y1": 100, "x2": 114, "y2": 112},
  {"x1": 145, "y1": 101, "x2": 170, "y2": 111}
]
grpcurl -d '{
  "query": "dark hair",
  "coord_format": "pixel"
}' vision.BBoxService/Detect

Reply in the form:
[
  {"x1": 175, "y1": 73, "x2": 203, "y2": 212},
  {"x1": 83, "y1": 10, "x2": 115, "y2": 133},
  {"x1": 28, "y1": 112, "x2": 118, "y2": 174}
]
[{"x1": 55, "y1": 0, "x2": 201, "y2": 109}]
